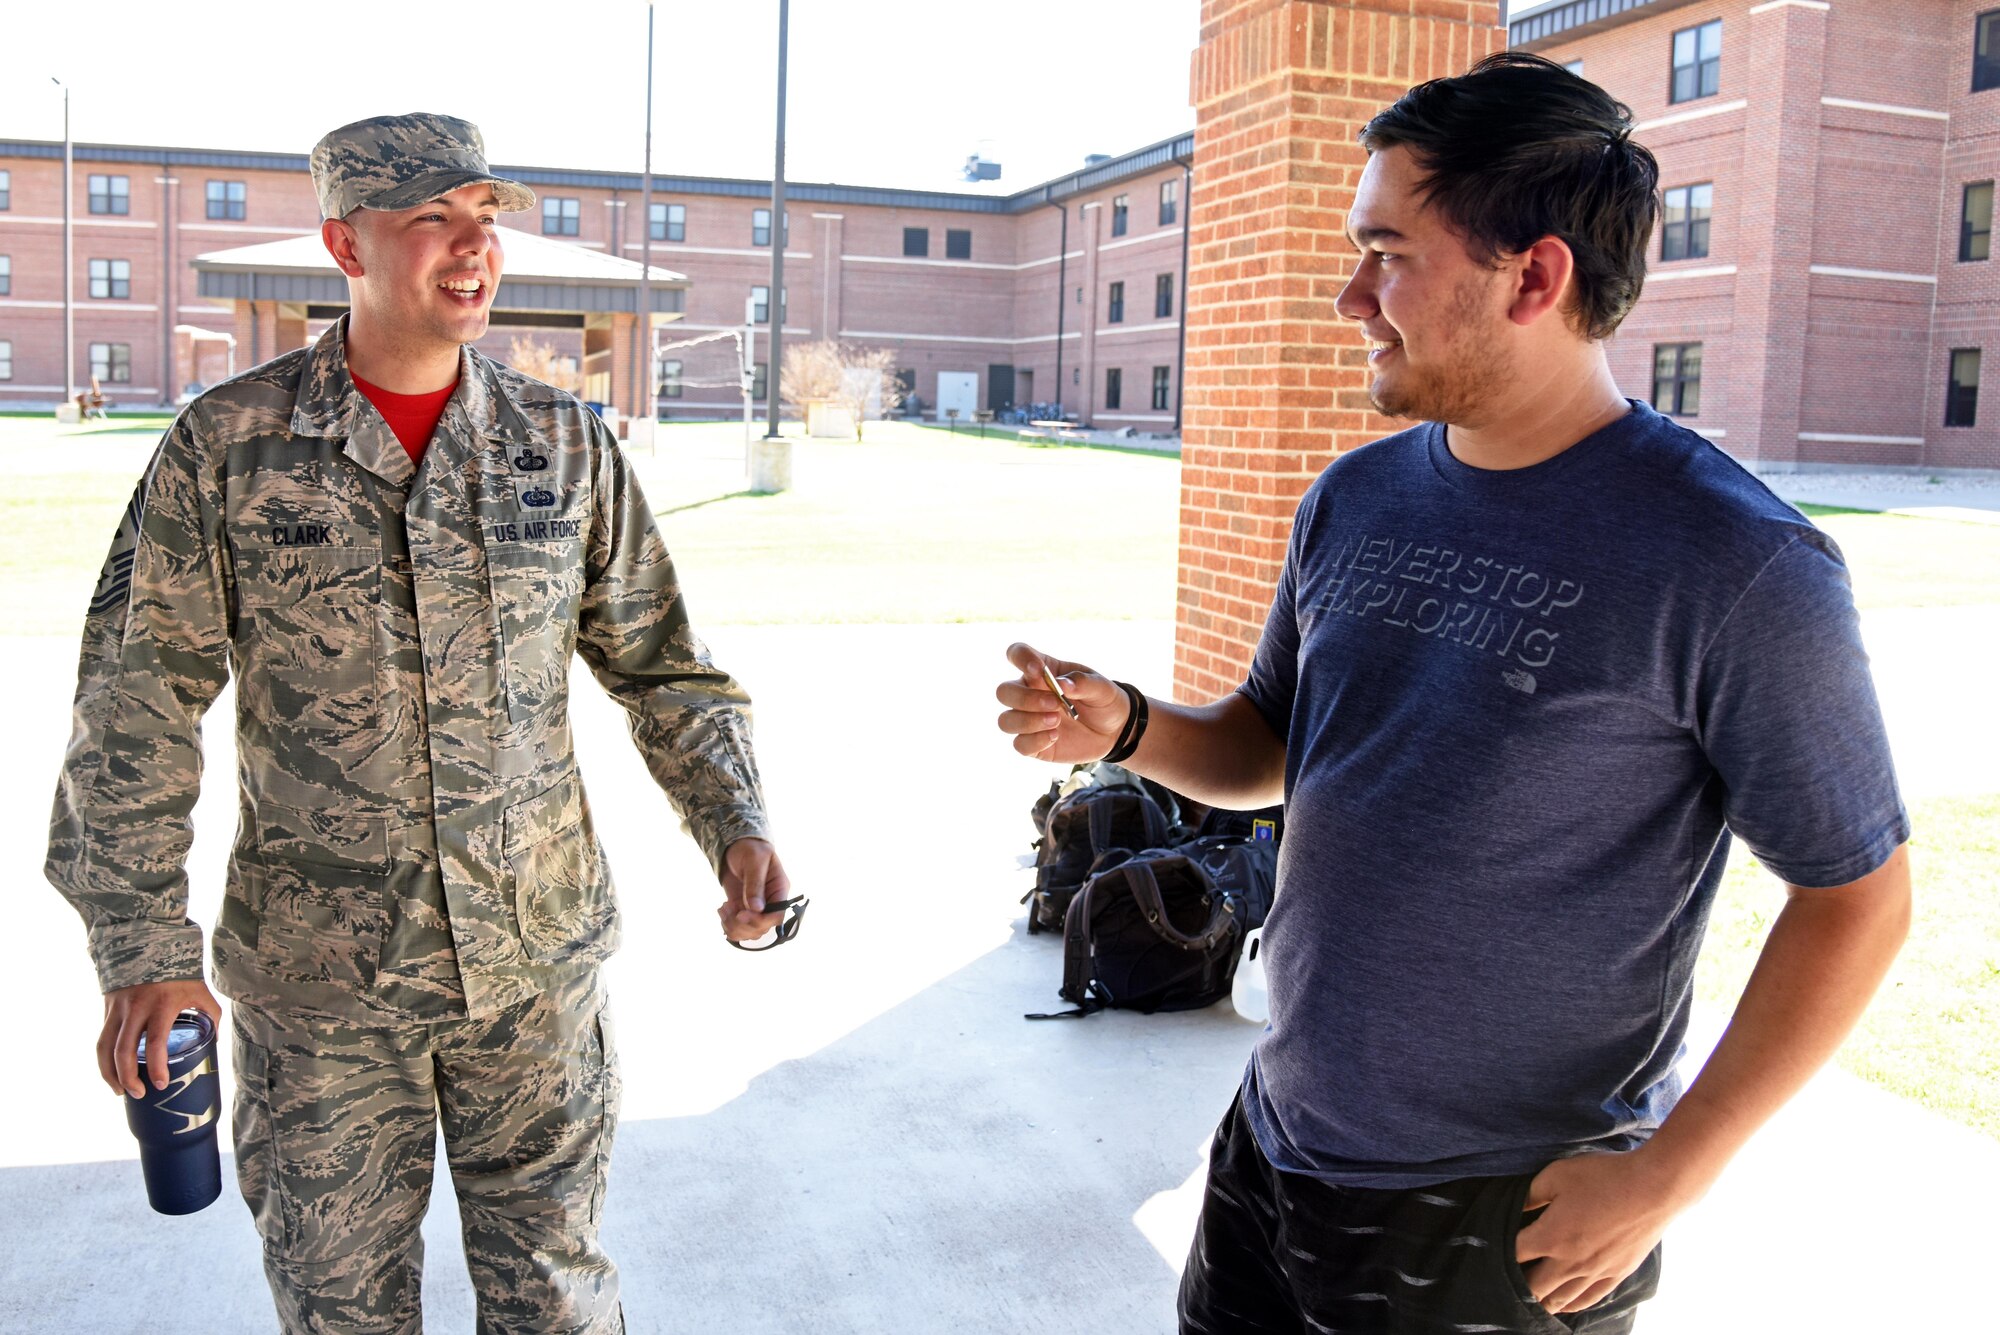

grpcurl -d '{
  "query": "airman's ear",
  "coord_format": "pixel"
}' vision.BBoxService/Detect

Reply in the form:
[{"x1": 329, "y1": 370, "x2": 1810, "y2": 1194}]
[{"x1": 321, "y1": 217, "x2": 365, "y2": 279}]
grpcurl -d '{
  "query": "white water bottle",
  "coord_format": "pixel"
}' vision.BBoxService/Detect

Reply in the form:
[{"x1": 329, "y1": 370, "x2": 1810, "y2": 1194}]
[{"x1": 1231, "y1": 928, "x2": 1269, "y2": 1024}]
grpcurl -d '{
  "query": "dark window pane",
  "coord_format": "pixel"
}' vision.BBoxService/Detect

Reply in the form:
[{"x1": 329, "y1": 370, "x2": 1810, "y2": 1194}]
[
  {"x1": 1979, "y1": 12, "x2": 2000, "y2": 91},
  {"x1": 903, "y1": 227, "x2": 928, "y2": 257},
  {"x1": 1156, "y1": 273, "x2": 1174, "y2": 318},
  {"x1": 1159, "y1": 179, "x2": 1178, "y2": 226},
  {"x1": 1105, "y1": 367, "x2": 1121, "y2": 410},
  {"x1": 1111, "y1": 194, "x2": 1128, "y2": 237},
  {"x1": 1652, "y1": 345, "x2": 1680, "y2": 413},
  {"x1": 1678, "y1": 345, "x2": 1702, "y2": 416},
  {"x1": 660, "y1": 359, "x2": 683, "y2": 399},
  {"x1": 1963, "y1": 182, "x2": 1994, "y2": 261},
  {"x1": 1108, "y1": 281, "x2": 1124, "y2": 323},
  {"x1": 1151, "y1": 365, "x2": 1170, "y2": 411},
  {"x1": 1947, "y1": 348, "x2": 1981, "y2": 426},
  {"x1": 945, "y1": 229, "x2": 971, "y2": 260}
]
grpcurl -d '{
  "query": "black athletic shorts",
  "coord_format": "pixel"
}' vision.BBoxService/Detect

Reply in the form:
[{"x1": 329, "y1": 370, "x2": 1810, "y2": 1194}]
[{"x1": 1178, "y1": 1092, "x2": 1662, "y2": 1334}]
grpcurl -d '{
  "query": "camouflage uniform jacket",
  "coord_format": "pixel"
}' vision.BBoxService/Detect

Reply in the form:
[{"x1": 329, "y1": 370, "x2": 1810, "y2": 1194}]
[{"x1": 47, "y1": 318, "x2": 770, "y2": 1022}]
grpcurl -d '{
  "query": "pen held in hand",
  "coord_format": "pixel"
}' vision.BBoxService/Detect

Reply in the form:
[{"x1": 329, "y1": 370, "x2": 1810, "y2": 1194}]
[{"x1": 1040, "y1": 663, "x2": 1082, "y2": 721}]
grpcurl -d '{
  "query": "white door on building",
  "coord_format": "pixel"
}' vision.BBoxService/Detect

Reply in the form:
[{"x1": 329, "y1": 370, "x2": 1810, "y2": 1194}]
[{"x1": 935, "y1": 371, "x2": 979, "y2": 421}]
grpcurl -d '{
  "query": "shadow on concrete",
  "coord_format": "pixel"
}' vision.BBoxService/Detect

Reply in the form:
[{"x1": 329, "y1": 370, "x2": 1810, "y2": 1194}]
[{"x1": 0, "y1": 919, "x2": 1251, "y2": 1335}]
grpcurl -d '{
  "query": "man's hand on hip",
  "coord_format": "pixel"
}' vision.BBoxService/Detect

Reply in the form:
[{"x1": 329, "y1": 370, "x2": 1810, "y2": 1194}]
[
  {"x1": 718, "y1": 837, "x2": 792, "y2": 942},
  {"x1": 1515, "y1": 1147, "x2": 1694, "y2": 1314},
  {"x1": 98, "y1": 978, "x2": 222, "y2": 1098}
]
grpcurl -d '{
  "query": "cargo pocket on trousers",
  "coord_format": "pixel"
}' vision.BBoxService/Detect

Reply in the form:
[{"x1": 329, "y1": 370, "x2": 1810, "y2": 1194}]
[
  {"x1": 589, "y1": 1000, "x2": 621, "y2": 1229},
  {"x1": 230, "y1": 1017, "x2": 285, "y2": 1253},
  {"x1": 505, "y1": 774, "x2": 615, "y2": 964}
]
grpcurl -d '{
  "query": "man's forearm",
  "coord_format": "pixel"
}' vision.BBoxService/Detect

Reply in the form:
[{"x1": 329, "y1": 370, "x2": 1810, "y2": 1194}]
[
  {"x1": 1122, "y1": 690, "x2": 1287, "y2": 811},
  {"x1": 1639, "y1": 844, "x2": 1911, "y2": 1199}
]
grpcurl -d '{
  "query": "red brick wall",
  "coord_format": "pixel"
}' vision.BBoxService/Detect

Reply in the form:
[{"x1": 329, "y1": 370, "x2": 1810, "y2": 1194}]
[
  {"x1": 1536, "y1": 0, "x2": 1992, "y2": 471},
  {"x1": 1174, "y1": 0, "x2": 1506, "y2": 705}
]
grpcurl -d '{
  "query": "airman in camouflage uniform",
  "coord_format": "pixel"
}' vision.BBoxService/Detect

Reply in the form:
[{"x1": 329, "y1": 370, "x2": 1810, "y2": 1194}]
[{"x1": 47, "y1": 112, "x2": 790, "y2": 1334}]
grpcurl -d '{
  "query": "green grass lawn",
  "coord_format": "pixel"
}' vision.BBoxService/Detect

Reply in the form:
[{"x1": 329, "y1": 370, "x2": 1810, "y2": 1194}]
[
  {"x1": 3, "y1": 411, "x2": 1995, "y2": 1137},
  {"x1": 0, "y1": 418, "x2": 1182, "y2": 637},
  {"x1": 1696, "y1": 792, "x2": 2000, "y2": 1141},
  {"x1": 1796, "y1": 504, "x2": 2000, "y2": 610}
]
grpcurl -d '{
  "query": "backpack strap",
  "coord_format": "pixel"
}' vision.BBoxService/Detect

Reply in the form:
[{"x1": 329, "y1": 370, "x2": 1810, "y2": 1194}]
[
  {"x1": 1122, "y1": 860, "x2": 1238, "y2": 954},
  {"x1": 1086, "y1": 796, "x2": 1120, "y2": 859},
  {"x1": 1025, "y1": 879, "x2": 1105, "y2": 1020}
]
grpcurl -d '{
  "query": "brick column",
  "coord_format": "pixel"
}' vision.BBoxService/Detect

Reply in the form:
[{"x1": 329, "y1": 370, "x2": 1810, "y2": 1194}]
[
  {"x1": 1726, "y1": 0, "x2": 1828, "y2": 468},
  {"x1": 605, "y1": 311, "x2": 643, "y2": 420},
  {"x1": 1175, "y1": 0, "x2": 1504, "y2": 703}
]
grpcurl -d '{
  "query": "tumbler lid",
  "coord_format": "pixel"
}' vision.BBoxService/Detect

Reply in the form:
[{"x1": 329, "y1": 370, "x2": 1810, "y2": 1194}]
[{"x1": 135, "y1": 1010, "x2": 216, "y2": 1074}]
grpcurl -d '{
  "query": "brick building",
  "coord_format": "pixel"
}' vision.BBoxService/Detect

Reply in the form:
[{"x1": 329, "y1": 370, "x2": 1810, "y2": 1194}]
[
  {"x1": 0, "y1": 134, "x2": 1193, "y2": 429},
  {"x1": 2, "y1": 1, "x2": 1992, "y2": 469},
  {"x1": 1514, "y1": 0, "x2": 1998, "y2": 472}
]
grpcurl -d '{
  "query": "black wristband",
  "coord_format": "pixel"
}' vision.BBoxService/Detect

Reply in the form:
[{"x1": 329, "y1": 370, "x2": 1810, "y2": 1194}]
[{"x1": 1102, "y1": 681, "x2": 1149, "y2": 764}]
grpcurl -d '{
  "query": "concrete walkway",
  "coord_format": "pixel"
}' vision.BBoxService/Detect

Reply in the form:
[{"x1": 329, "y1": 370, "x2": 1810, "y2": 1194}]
[
  {"x1": 2, "y1": 605, "x2": 1994, "y2": 1332},
  {"x1": 1755, "y1": 468, "x2": 2000, "y2": 526}
]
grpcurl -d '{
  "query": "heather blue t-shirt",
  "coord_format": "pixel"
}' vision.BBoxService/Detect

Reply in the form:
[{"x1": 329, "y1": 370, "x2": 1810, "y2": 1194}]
[{"x1": 1237, "y1": 401, "x2": 1908, "y2": 1188}]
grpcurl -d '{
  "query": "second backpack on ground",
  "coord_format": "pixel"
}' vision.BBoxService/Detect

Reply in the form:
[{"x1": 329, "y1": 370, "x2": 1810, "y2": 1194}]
[
  {"x1": 1025, "y1": 770, "x2": 1175, "y2": 934},
  {"x1": 1029, "y1": 837, "x2": 1277, "y2": 1019}
]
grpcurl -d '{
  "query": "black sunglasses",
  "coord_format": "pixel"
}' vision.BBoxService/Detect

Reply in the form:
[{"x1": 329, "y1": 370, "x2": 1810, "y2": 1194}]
[{"x1": 729, "y1": 896, "x2": 810, "y2": 952}]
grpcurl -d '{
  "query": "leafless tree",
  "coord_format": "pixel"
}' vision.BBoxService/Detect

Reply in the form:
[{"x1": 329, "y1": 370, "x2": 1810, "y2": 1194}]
[
  {"x1": 781, "y1": 340, "x2": 908, "y2": 441},
  {"x1": 506, "y1": 336, "x2": 583, "y2": 394}
]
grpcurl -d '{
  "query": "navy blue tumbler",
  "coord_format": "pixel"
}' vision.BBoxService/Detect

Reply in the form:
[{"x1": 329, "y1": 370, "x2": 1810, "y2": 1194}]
[{"x1": 124, "y1": 1009, "x2": 223, "y2": 1215}]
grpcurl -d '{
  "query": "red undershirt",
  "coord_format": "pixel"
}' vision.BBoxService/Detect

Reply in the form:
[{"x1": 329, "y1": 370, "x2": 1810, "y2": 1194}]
[{"x1": 352, "y1": 372, "x2": 459, "y2": 463}]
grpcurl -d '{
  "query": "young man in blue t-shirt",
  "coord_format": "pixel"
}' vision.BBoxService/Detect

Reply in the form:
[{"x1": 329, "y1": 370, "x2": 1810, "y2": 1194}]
[{"x1": 995, "y1": 53, "x2": 1909, "y2": 1334}]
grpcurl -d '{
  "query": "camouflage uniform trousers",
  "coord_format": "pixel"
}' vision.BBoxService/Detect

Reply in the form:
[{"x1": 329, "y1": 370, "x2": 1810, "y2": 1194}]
[{"x1": 230, "y1": 969, "x2": 623, "y2": 1334}]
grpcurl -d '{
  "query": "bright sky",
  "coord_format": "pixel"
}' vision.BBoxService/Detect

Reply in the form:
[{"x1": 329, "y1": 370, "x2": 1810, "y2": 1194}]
[{"x1": 3, "y1": 0, "x2": 1203, "y2": 194}]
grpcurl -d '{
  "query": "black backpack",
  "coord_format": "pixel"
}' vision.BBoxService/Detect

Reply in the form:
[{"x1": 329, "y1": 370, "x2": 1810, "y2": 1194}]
[
  {"x1": 1190, "y1": 803, "x2": 1285, "y2": 846},
  {"x1": 1027, "y1": 845, "x2": 1258, "y2": 1020},
  {"x1": 1180, "y1": 835, "x2": 1279, "y2": 932},
  {"x1": 1024, "y1": 777, "x2": 1173, "y2": 935}
]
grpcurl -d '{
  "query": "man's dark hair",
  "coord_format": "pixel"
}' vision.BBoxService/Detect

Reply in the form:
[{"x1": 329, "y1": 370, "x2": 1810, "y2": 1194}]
[{"x1": 1359, "y1": 52, "x2": 1659, "y2": 341}]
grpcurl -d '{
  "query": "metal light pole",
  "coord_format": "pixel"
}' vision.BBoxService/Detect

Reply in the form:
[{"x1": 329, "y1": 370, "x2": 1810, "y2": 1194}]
[
  {"x1": 764, "y1": 0, "x2": 788, "y2": 438},
  {"x1": 636, "y1": 0, "x2": 655, "y2": 427},
  {"x1": 52, "y1": 77, "x2": 74, "y2": 409}
]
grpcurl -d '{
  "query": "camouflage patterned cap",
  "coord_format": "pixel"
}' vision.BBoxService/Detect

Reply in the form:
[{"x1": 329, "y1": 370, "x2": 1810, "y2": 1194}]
[{"x1": 310, "y1": 112, "x2": 536, "y2": 220}]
